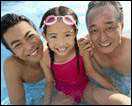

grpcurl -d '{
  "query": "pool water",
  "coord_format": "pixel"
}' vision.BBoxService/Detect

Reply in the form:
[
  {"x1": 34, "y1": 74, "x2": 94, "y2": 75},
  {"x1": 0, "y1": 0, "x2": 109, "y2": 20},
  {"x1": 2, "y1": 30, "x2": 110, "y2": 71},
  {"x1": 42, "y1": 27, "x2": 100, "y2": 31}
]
[{"x1": 1, "y1": 1, "x2": 131, "y2": 105}]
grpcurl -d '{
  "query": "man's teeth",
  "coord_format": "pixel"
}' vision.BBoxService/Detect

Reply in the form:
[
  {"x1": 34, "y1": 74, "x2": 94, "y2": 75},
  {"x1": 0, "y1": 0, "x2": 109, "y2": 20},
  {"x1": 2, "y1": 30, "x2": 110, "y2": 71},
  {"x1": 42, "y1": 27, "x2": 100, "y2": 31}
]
[
  {"x1": 100, "y1": 42, "x2": 111, "y2": 47},
  {"x1": 31, "y1": 50, "x2": 37, "y2": 55},
  {"x1": 30, "y1": 49, "x2": 38, "y2": 56}
]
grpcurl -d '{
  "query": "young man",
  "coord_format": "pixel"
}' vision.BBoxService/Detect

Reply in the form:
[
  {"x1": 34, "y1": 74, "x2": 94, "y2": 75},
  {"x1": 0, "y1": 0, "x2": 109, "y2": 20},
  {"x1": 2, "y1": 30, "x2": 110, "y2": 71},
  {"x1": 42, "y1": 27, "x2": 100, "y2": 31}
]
[{"x1": 1, "y1": 13, "x2": 45, "y2": 105}]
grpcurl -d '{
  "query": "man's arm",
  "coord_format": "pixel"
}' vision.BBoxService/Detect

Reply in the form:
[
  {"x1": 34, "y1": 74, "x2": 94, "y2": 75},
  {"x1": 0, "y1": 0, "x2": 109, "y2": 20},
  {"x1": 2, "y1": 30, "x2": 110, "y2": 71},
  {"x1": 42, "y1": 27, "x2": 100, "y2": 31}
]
[
  {"x1": 78, "y1": 37, "x2": 114, "y2": 90},
  {"x1": 4, "y1": 59, "x2": 26, "y2": 105},
  {"x1": 83, "y1": 53, "x2": 114, "y2": 89}
]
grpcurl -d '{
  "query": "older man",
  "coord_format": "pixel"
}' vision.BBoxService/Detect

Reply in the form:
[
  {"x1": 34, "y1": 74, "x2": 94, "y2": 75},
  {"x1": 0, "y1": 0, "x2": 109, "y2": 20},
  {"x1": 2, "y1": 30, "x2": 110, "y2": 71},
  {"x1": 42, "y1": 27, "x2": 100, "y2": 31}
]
[{"x1": 79, "y1": 1, "x2": 131, "y2": 97}]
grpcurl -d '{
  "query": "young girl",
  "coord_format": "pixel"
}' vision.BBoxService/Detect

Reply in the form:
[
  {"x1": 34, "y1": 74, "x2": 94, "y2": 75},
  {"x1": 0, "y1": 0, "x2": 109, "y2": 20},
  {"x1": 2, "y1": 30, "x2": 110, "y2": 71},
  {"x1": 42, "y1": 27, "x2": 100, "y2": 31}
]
[{"x1": 39, "y1": 6, "x2": 129, "y2": 105}]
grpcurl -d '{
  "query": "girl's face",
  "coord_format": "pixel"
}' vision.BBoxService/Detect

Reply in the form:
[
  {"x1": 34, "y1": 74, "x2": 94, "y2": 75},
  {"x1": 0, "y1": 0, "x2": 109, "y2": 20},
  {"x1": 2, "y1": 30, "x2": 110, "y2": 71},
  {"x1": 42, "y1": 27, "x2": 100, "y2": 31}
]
[{"x1": 45, "y1": 20, "x2": 76, "y2": 56}]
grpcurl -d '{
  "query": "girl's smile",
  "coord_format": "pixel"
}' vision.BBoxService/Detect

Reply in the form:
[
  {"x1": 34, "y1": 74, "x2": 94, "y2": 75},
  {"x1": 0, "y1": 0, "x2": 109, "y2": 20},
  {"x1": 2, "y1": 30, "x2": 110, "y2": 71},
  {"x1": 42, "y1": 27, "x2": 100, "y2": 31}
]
[{"x1": 45, "y1": 21, "x2": 76, "y2": 57}]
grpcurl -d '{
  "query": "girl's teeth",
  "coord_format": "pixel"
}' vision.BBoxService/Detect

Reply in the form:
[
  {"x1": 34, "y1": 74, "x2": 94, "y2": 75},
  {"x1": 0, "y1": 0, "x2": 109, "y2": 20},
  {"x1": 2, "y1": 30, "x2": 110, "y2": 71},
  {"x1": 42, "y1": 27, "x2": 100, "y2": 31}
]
[{"x1": 59, "y1": 47, "x2": 66, "y2": 52}]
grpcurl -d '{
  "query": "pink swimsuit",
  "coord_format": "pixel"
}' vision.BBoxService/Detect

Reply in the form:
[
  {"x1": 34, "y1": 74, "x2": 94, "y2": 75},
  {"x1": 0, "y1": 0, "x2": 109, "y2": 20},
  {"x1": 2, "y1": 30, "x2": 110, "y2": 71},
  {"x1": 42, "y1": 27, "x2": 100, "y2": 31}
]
[{"x1": 52, "y1": 55, "x2": 89, "y2": 103}]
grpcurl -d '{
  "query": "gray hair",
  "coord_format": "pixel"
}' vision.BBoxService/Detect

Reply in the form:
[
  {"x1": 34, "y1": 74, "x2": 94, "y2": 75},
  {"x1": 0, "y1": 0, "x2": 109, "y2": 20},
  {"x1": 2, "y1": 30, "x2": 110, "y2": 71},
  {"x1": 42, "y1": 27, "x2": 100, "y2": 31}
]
[{"x1": 86, "y1": 1, "x2": 123, "y2": 27}]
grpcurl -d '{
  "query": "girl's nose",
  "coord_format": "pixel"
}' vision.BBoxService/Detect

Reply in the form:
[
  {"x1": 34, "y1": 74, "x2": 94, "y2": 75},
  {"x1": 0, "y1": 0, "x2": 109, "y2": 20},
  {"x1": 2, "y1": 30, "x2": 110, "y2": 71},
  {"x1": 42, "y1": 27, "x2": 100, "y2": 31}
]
[{"x1": 57, "y1": 39, "x2": 65, "y2": 47}]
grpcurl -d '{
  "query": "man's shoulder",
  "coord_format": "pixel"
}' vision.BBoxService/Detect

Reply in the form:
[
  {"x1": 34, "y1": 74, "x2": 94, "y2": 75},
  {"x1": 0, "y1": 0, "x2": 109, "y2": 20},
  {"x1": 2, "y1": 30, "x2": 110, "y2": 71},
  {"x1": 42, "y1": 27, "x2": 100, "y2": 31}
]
[
  {"x1": 4, "y1": 56, "x2": 20, "y2": 66},
  {"x1": 4, "y1": 56, "x2": 23, "y2": 75},
  {"x1": 122, "y1": 36, "x2": 131, "y2": 42},
  {"x1": 4, "y1": 56, "x2": 23, "y2": 87},
  {"x1": 122, "y1": 36, "x2": 131, "y2": 49},
  {"x1": 4, "y1": 56, "x2": 16, "y2": 65}
]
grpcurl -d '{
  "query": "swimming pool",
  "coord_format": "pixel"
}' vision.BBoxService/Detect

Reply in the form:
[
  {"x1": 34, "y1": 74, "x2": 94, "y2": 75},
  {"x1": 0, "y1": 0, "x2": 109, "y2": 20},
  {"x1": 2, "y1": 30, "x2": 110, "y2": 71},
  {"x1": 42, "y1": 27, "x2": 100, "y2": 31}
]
[{"x1": 1, "y1": 1, "x2": 131, "y2": 105}]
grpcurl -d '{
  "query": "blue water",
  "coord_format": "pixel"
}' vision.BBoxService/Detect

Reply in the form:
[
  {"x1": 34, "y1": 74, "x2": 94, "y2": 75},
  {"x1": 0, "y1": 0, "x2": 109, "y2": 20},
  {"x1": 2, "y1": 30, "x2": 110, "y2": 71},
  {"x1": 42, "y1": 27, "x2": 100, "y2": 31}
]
[{"x1": 1, "y1": 1, "x2": 131, "y2": 105}]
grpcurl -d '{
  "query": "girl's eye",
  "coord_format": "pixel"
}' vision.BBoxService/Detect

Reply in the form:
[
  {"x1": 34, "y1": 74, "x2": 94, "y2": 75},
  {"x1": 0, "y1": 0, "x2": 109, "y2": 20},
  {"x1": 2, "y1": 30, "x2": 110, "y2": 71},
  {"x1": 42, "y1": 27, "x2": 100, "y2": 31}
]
[
  {"x1": 50, "y1": 36, "x2": 56, "y2": 39},
  {"x1": 66, "y1": 33, "x2": 72, "y2": 37}
]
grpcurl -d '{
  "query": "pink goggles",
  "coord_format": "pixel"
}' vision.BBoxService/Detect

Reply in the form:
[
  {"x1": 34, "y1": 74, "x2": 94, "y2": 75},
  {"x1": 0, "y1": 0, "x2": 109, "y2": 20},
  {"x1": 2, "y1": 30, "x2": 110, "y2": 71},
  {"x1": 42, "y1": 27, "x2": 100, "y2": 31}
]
[{"x1": 43, "y1": 15, "x2": 76, "y2": 26}]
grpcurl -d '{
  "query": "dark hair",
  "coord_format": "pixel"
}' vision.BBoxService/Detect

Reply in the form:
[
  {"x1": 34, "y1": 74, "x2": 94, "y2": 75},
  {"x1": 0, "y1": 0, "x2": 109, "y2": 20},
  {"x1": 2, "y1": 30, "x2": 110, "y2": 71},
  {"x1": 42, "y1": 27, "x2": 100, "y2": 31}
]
[
  {"x1": 86, "y1": 1, "x2": 123, "y2": 28},
  {"x1": 39, "y1": 6, "x2": 78, "y2": 33},
  {"x1": 39, "y1": 6, "x2": 80, "y2": 77},
  {"x1": 1, "y1": 13, "x2": 37, "y2": 53}
]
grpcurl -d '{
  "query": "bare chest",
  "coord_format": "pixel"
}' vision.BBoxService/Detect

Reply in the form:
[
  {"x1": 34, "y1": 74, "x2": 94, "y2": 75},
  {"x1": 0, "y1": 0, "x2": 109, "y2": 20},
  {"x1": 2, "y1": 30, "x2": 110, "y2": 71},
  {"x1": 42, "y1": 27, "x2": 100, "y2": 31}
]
[
  {"x1": 22, "y1": 67, "x2": 44, "y2": 83},
  {"x1": 93, "y1": 53, "x2": 111, "y2": 68},
  {"x1": 93, "y1": 52, "x2": 131, "y2": 75},
  {"x1": 111, "y1": 55, "x2": 131, "y2": 75}
]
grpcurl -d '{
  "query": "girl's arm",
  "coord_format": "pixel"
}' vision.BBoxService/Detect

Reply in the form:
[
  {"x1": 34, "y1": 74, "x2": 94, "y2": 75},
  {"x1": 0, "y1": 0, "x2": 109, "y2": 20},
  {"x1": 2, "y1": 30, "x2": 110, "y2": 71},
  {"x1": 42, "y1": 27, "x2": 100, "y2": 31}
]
[{"x1": 40, "y1": 53, "x2": 54, "y2": 105}]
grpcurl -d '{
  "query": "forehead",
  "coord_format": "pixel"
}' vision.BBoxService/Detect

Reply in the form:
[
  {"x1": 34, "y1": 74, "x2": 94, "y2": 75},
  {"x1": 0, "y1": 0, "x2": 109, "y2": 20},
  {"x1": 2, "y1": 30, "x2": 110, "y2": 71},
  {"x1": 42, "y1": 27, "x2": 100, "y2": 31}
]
[
  {"x1": 46, "y1": 21, "x2": 73, "y2": 33},
  {"x1": 4, "y1": 21, "x2": 36, "y2": 44},
  {"x1": 87, "y1": 5, "x2": 118, "y2": 25}
]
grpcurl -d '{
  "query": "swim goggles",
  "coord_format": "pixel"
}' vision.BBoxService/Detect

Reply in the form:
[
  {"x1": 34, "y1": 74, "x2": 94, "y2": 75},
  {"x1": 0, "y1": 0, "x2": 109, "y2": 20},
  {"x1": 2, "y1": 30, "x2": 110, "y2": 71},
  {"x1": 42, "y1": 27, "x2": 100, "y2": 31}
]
[{"x1": 43, "y1": 15, "x2": 76, "y2": 26}]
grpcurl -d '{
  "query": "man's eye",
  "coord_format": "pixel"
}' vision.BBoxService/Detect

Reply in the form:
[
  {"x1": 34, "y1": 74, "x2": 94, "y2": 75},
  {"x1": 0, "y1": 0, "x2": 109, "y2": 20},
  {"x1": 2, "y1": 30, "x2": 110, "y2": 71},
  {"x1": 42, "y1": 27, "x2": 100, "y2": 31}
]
[
  {"x1": 28, "y1": 34, "x2": 34, "y2": 39},
  {"x1": 106, "y1": 25, "x2": 115, "y2": 32},
  {"x1": 107, "y1": 26, "x2": 113, "y2": 30},
  {"x1": 14, "y1": 43, "x2": 22, "y2": 48},
  {"x1": 90, "y1": 29, "x2": 98, "y2": 34}
]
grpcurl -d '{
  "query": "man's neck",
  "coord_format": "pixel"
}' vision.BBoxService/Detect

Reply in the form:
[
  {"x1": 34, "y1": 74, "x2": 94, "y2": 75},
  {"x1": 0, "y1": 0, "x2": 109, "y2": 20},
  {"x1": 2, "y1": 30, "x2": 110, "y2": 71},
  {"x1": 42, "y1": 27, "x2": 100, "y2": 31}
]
[
  {"x1": 13, "y1": 55, "x2": 41, "y2": 69},
  {"x1": 23, "y1": 60, "x2": 41, "y2": 69}
]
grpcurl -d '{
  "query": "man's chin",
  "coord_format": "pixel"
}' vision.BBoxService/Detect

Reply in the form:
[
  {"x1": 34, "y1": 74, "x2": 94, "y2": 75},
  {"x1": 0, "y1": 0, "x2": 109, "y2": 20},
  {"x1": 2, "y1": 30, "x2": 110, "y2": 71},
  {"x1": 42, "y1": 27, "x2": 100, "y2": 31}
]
[
  {"x1": 97, "y1": 47, "x2": 115, "y2": 54},
  {"x1": 26, "y1": 57, "x2": 41, "y2": 63}
]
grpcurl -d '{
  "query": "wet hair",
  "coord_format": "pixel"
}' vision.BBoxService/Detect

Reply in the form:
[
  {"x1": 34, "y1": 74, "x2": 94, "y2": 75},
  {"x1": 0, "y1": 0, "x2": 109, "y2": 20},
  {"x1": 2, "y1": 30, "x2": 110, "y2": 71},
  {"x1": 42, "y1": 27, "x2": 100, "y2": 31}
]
[
  {"x1": 39, "y1": 6, "x2": 80, "y2": 77},
  {"x1": 1, "y1": 13, "x2": 37, "y2": 53},
  {"x1": 39, "y1": 6, "x2": 78, "y2": 33},
  {"x1": 86, "y1": 1, "x2": 123, "y2": 28}
]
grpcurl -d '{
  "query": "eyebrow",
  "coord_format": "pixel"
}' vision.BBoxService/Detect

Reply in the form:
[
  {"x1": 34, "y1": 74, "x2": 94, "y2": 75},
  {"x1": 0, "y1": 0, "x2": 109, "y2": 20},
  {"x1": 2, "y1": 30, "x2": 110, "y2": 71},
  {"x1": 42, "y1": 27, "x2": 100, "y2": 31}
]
[
  {"x1": 88, "y1": 24, "x2": 96, "y2": 29},
  {"x1": 105, "y1": 21, "x2": 114, "y2": 25},
  {"x1": 11, "y1": 31, "x2": 31, "y2": 46},
  {"x1": 65, "y1": 30, "x2": 74, "y2": 33},
  {"x1": 48, "y1": 33, "x2": 57, "y2": 36},
  {"x1": 88, "y1": 21, "x2": 114, "y2": 29}
]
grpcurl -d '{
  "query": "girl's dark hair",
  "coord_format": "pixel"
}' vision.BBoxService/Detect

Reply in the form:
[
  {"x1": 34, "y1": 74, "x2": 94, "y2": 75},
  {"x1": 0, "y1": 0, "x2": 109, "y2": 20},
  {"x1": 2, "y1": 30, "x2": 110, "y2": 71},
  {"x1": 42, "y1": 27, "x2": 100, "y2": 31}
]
[
  {"x1": 86, "y1": 1, "x2": 123, "y2": 28},
  {"x1": 1, "y1": 13, "x2": 37, "y2": 53},
  {"x1": 39, "y1": 6, "x2": 80, "y2": 77},
  {"x1": 39, "y1": 6, "x2": 78, "y2": 33}
]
